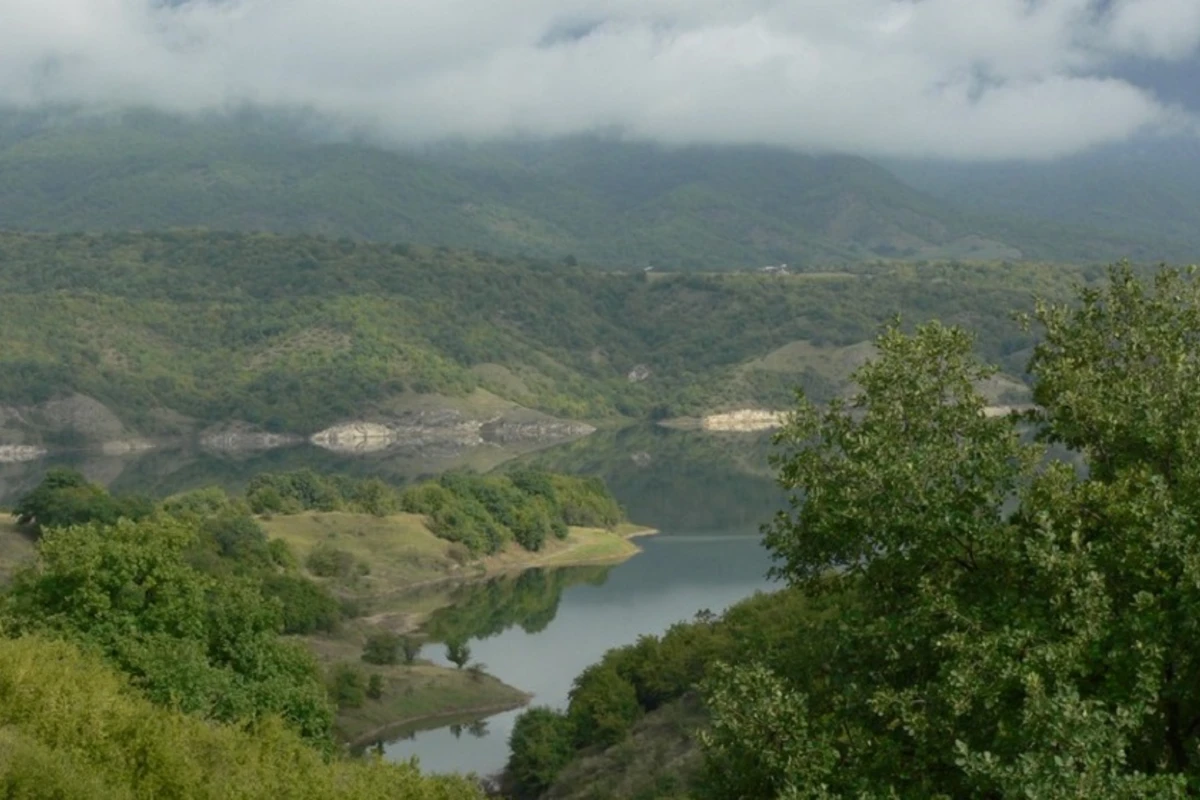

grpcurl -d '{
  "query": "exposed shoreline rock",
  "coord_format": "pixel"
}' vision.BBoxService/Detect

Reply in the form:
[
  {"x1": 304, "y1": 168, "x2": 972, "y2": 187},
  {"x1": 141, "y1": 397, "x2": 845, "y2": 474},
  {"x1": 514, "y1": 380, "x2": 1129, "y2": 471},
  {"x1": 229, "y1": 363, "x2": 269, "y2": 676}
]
[
  {"x1": 701, "y1": 409, "x2": 787, "y2": 432},
  {"x1": 0, "y1": 445, "x2": 48, "y2": 464},
  {"x1": 310, "y1": 410, "x2": 595, "y2": 455}
]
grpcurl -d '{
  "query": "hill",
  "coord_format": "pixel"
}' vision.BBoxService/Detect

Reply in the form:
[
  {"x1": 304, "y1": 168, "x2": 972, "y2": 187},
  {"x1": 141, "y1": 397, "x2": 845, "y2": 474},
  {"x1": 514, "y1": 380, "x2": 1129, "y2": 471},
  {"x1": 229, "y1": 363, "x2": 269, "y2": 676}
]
[
  {"x1": 886, "y1": 139, "x2": 1200, "y2": 260},
  {"x1": 0, "y1": 108, "x2": 1185, "y2": 269},
  {"x1": 0, "y1": 230, "x2": 1093, "y2": 449}
]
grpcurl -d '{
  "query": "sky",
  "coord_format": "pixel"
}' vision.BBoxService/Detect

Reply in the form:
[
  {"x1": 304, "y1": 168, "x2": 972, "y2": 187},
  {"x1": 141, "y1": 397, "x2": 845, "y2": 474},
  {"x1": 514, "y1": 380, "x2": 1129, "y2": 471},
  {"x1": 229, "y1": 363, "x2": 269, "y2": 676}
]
[{"x1": 2, "y1": 0, "x2": 1199, "y2": 160}]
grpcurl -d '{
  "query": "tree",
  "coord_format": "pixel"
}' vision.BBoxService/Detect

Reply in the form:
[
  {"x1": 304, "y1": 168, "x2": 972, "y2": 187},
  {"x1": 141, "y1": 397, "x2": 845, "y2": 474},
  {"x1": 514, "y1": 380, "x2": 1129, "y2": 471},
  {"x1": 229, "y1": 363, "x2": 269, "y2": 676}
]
[
  {"x1": 505, "y1": 707, "x2": 576, "y2": 799},
  {"x1": 566, "y1": 663, "x2": 642, "y2": 749},
  {"x1": 361, "y1": 632, "x2": 402, "y2": 666},
  {"x1": 445, "y1": 639, "x2": 471, "y2": 670},
  {"x1": 330, "y1": 665, "x2": 366, "y2": 710},
  {"x1": 3, "y1": 516, "x2": 334, "y2": 745},
  {"x1": 366, "y1": 673, "x2": 385, "y2": 700},
  {"x1": 702, "y1": 268, "x2": 1200, "y2": 798},
  {"x1": 401, "y1": 636, "x2": 422, "y2": 665},
  {"x1": 13, "y1": 468, "x2": 151, "y2": 536}
]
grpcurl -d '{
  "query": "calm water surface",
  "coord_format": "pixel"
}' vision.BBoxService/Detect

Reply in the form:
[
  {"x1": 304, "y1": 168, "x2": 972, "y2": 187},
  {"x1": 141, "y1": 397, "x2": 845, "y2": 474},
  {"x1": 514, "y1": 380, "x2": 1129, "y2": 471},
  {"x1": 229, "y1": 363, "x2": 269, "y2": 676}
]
[
  {"x1": 384, "y1": 532, "x2": 773, "y2": 777},
  {"x1": 1, "y1": 424, "x2": 784, "y2": 778}
]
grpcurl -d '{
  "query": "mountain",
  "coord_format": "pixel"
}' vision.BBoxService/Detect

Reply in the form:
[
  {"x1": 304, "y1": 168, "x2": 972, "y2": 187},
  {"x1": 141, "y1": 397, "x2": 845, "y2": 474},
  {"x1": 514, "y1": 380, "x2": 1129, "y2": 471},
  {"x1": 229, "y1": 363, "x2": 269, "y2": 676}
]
[
  {"x1": 0, "y1": 108, "x2": 1186, "y2": 269},
  {"x1": 886, "y1": 138, "x2": 1200, "y2": 259},
  {"x1": 0, "y1": 230, "x2": 1089, "y2": 449}
]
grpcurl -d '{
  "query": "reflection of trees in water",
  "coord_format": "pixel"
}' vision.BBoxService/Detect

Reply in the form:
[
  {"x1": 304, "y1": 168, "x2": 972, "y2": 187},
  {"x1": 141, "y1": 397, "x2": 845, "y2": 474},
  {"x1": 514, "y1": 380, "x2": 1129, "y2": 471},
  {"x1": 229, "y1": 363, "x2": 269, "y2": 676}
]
[
  {"x1": 422, "y1": 566, "x2": 612, "y2": 643},
  {"x1": 514, "y1": 425, "x2": 784, "y2": 533}
]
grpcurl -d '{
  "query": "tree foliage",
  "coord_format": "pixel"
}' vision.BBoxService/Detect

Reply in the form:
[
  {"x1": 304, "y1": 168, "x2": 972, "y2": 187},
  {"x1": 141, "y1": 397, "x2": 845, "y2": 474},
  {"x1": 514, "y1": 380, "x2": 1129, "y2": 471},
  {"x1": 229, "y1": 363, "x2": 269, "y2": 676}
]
[
  {"x1": 700, "y1": 265, "x2": 1200, "y2": 797},
  {"x1": 0, "y1": 635, "x2": 481, "y2": 799},
  {"x1": 1, "y1": 515, "x2": 335, "y2": 745}
]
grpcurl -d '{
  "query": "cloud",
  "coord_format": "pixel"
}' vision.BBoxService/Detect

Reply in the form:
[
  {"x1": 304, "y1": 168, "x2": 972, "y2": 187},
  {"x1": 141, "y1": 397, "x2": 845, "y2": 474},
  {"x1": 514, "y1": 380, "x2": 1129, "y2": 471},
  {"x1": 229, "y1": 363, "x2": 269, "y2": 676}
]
[{"x1": 1, "y1": 0, "x2": 1199, "y2": 159}]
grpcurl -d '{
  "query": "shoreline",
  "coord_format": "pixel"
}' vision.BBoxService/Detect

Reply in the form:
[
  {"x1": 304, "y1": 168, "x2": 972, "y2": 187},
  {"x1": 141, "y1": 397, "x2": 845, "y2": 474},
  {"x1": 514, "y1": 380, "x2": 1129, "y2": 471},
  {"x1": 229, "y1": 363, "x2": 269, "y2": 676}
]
[{"x1": 345, "y1": 697, "x2": 534, "y2": 749}]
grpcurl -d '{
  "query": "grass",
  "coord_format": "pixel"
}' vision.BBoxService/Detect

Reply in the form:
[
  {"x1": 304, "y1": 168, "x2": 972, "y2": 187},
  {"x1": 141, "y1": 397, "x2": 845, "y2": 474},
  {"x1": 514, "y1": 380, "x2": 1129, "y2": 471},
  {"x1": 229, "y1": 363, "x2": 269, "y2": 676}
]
[
  {"x1": 333, "y1": 661, "x2": 530, "y2": 746},
  {"x1": 263, "y1": 512, "x2": 465, "y2": 593},
  {"x1": 261, "y1": 512, "x2": 653, "y2": 599}
]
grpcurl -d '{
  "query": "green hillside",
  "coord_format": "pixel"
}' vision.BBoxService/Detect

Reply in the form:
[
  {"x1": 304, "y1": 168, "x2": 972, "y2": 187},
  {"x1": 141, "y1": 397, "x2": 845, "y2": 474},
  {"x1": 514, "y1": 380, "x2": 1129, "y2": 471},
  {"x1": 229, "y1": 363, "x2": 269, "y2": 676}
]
[
  {"x1": 0, "y1": 231, "x2": 1097, "y2": 444},
  {"x1": 0, "y1": 109, "x2": 1181, "y2": 269}
]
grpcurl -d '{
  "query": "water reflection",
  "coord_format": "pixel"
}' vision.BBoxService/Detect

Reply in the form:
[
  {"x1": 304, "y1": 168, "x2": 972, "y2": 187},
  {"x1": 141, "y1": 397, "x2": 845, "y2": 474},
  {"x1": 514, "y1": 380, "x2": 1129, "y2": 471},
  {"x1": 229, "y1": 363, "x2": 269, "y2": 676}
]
[
  {"x1": 420, "y1": 566, "x2": 614, "y2": 643},
  {"x1": 380, "y1": 533, "x2": 775, "y2": 777}
]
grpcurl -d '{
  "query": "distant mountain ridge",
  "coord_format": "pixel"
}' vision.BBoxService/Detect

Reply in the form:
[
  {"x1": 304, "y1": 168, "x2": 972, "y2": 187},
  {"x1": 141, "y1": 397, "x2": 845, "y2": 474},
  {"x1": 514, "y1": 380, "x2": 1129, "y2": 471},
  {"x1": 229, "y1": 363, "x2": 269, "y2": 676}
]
[{"x1": 0, "y1": 108, "x2": 1191, "y2": 269}]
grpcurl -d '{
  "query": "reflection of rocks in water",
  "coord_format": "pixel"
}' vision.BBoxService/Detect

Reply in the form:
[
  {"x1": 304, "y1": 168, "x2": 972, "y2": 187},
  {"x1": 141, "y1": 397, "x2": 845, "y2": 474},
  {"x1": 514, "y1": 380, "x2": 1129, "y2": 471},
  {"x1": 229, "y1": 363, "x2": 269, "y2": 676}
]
[
  {"x1": 630, "y1": 451, "x2": 652, "y2": 467},
  {"x1": 0, "y1": 445, "x2": 47, "y2": 464},
  {"x1": 310, "y1": 410, "x2": 594, "y2": 456},
  {"x1": 200, "y1": 422, "x2": 303, "y2": 454}
]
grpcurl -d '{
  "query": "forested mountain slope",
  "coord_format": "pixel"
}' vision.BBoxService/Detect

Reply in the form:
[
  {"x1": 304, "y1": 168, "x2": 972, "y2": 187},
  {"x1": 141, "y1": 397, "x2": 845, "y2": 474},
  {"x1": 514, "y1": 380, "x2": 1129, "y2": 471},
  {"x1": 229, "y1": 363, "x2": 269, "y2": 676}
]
[
  {"x1": 0, "y1": 109, "x2": 1184, "y2": 269},
  {"x1": 0, "y1": 231, "x2": 1093, "y2": 446}
]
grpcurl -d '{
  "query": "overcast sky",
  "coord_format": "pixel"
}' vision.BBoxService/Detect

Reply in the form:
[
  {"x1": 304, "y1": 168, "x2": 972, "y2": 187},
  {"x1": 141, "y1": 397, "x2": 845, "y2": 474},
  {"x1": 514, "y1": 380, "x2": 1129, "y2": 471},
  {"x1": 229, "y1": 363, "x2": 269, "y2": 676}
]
[{"x1": 2, "y1": 0, "x2": 1199, "y2": 160}]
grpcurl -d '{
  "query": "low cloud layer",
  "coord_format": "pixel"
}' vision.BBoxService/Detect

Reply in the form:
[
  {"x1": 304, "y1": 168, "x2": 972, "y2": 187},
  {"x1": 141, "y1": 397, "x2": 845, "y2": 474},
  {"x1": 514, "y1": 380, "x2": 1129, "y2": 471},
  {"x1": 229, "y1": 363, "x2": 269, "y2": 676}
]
[{"x1": 3, "y1": 0, "x2": 1200, "y2": 159}]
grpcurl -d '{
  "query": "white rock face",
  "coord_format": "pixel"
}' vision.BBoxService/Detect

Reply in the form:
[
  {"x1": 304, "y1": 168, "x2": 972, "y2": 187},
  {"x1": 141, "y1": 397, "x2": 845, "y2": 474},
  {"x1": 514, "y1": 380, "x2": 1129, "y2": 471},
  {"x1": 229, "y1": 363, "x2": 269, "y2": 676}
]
[
  {"x1": 310, "y1": 422, "x2": 396, "y2": 453},
  {"x1": 0, "y1": 444, "x2": 48, "y2": 463},
  {"x1": 700, "y1": 409, "x2": 787, "y2": 432}
]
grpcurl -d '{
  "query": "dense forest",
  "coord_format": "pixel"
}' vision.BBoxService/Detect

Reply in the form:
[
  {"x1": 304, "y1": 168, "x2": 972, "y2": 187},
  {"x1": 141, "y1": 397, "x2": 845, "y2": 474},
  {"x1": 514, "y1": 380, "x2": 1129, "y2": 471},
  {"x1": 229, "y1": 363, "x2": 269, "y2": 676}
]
[
  {"x1": 0, "y1": 230, "x2": 1102, "y2": 438},
  {"x1": 508, "y1": 266, "x2": 1200, "y2": 798},
  {"x1": 1, "y1": 110, "x2": 1190, "y2": 270}
]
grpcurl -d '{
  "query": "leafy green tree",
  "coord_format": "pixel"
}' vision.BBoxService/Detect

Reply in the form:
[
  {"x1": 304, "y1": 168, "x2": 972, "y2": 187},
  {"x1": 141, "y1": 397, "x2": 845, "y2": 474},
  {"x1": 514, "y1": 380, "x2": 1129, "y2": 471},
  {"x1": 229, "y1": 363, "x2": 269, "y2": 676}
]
[
  {"x1": 445, "y1": 639, "x2": 472, "y2": 670},
  {"x1": 506, "y1": 707, "x2": 576, "y2": 799},
  {"x1": 329, "y1": 664, "x2": 366, "y2": 710},
  {"x1": 361, "y1": 632, "x2": 402, "y2": 666},
  {"x1": 3, "y1": 516, "x2": 334, "y2": 745},
  {"x1": 698, "y1": 663, "x2": 836, "y2": 800},
  {"x1": 261, "y1": 574, "x2": 341, "y2": 635},
  {"x1": 401, "y1": 636, "x2": 422, "y2": 665},
  {"x1": 566, "y1": 663, "x2": 642, "y2": 749},
  {"x1": 366, "y1": 673, "x2": 385, "y2": 701},
  {"x1": 305, "y1": 543, "x2": 356, "y2": 578},
  {"x1": 700, "y1": 267, "x2": 1200, "y2": 797},
  {"x1": 13, "y1": 468, "x2": 151, "y2": 536}
]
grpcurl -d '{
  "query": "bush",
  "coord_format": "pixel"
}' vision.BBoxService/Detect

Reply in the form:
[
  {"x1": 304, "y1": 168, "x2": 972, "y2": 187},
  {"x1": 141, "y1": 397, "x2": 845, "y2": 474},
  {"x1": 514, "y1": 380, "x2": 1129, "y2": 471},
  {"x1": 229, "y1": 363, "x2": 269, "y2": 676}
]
[
  {"x1": 401, "y1": 636, "x2": 422, "y2": 665},
  {"x1": 366, "y1": 674, "x2": 384, "y2": 700},
  {"x1": 306, "y1": 544, "x2": 356, "y2": 578},
  {"x1": 505, "y1": 708, "x2": 576, "y2": 799},
  {"x1": 446, "y1": 639, "x2": 472, "y2": 670},
  {"x1": 362, "y1": 632, "x2": 402, "y2": 666},
  {"x1": 329, "y1": 665, "x2": 366, "y2": 710},
  {"x1": 262, "y1": 575, "x2": 342, "y2": 635},
  {"x1": 566, "y1": 664, "x2": 642, "y2": 749}
]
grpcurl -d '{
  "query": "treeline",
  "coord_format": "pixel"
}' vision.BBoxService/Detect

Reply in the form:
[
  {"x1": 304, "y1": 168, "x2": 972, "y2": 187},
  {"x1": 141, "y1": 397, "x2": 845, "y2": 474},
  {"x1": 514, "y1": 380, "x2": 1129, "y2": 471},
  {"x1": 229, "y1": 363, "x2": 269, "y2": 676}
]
[
  {"x1": 512, "y1": 265, "x2": 1200, "y2": 799},
  {"x1": 242, "y1": 467, "x2": 622, "y2": 555},
  {"x1": 0, "y1": 231, "x2": 1099, "y2": 433}
]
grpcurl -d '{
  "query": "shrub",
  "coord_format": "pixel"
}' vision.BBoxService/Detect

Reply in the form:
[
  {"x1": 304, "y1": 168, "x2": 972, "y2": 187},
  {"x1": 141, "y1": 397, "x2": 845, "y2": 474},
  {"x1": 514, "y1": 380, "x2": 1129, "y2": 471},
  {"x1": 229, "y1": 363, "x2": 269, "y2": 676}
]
[
  {"x1": 329, "y1": 665, "x2": 366, "y2": 710},
  {"x1": 306, "y1": 544, "x2": 356, "y2": 578},
  {"x1": 361, "y1": 632, "x2": 402, "y2": 666}
]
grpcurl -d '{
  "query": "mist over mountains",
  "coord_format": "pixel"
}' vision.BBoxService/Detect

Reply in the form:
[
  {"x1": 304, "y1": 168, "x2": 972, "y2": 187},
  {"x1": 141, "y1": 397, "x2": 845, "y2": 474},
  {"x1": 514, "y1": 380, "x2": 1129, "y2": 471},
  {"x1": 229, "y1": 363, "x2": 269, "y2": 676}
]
[{"x1": 1, "y1": 108, "x2": 1197, "y2": 270}]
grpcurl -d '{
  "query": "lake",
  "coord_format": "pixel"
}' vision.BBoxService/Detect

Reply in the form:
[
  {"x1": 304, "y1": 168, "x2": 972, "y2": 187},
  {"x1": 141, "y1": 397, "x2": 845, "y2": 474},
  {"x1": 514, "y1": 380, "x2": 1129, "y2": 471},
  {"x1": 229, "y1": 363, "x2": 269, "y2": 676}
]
[
  {"x1": 0, "y1": 424, "x2": 785, "y2": 779},
  {"x1": 383, "y1": 532, "x2": 774, "y2": 777}
]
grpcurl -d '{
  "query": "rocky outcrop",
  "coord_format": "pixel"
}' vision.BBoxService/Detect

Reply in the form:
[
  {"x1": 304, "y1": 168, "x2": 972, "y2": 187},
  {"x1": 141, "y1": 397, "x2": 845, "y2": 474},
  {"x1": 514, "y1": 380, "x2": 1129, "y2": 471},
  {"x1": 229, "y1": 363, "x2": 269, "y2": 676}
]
[
  {"x1": 310, "y1": 409, "x2": 594, "y2": 455},
  {"x1": 700, "y1": 410, "x2": 787, "y2": 432},
  {"x1": 0, "y1": 445, "x2": 47, "y2": 464}
]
